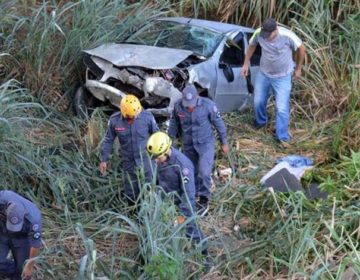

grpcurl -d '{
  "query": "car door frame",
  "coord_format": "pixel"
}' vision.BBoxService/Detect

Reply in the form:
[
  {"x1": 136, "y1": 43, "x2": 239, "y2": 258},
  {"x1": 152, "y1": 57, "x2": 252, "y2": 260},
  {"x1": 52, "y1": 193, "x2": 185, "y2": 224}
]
[{"x1": 213, "y1": 29, "x2": 252, "y2": 113}]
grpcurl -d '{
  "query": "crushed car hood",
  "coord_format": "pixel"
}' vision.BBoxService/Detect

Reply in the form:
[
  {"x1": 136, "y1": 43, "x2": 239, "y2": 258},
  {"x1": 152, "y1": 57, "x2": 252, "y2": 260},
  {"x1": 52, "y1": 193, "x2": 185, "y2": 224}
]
[{"x1": 84, "y1": 43, "x2": 193, "y2": 69}]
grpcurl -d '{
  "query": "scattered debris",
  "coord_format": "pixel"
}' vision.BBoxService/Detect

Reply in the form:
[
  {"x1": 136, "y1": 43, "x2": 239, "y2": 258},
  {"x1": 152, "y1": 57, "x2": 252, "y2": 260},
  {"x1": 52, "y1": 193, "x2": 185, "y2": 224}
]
[
  {"x1": 276, "y1": 155, "x2": 314, "y2": 167},
  {"x1": 261, "y1": 155, "x2": 328, "y2": 200},
  {"x1": 218, "y1": 167, "x2": 232, "y2": 178},
  {"x1": 263, "y1": 168, "x2": 303, "y2": 192},
  {"x1": 304, "y1": 183, "x2": 328, "y2": 200},
  {"x1": 261, "y1": 161, "x2": 313, "y2": 183}
]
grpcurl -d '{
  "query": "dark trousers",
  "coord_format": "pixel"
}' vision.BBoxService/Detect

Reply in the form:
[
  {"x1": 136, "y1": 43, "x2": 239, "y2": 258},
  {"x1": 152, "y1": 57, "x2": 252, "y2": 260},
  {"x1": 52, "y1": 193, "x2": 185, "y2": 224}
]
[
  {"x1": 123, "y1": 167, "x2": 153, "y2": 205},
  {"x1": 183, "y1": 143, "x2": 215, "y2": 199},
  {"x1": 0, "y1": 234, "x2": 30, "y2": 280}
]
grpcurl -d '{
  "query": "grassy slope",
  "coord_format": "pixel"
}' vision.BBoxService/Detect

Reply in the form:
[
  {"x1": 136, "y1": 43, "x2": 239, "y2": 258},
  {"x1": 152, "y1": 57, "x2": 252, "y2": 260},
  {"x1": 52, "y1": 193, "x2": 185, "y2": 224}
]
[{"x1": 0, "y1": 0, "x2": 359, "y2": 279}]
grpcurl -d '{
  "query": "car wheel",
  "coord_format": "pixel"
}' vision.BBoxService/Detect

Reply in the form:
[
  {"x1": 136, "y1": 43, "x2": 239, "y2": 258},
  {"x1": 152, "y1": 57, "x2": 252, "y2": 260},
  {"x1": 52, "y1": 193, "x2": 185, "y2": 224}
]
[{"x1": 73, "y1": 86, "x2": 98, "y2": 118}]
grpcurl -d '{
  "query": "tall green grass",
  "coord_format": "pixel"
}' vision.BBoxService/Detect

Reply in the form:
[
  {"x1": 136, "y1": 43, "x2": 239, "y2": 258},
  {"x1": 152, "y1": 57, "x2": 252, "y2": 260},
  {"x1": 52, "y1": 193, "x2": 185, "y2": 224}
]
[
  {"x1": 0, "y1": 0, "x2": 359, "y2": 279},
  {"x1": 0, "y1": 0, "x2": 172, "y2": 111},
  {"x1": 212, "y1": 150, "x2": 360, "y2": 279},
  {"x1": 172, "y1": 0, "x2": 360, "y2": 156},
  {"x1": 0, "y1": 77, "x2": 207, "y2": 279},
  {"x1": 1, "y1": 0, "x2": 358, "y2": 155}
]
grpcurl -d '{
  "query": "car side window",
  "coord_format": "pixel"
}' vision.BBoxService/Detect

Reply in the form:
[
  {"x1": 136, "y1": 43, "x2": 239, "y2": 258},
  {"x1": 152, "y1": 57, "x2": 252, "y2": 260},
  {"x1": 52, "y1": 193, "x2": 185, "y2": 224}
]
[
  {"x1": 246, "y1": 33, "x2": 262, "y2": 66},
  {"x1": 220, "y1": 32, "x2": 245, "y2": 67}
]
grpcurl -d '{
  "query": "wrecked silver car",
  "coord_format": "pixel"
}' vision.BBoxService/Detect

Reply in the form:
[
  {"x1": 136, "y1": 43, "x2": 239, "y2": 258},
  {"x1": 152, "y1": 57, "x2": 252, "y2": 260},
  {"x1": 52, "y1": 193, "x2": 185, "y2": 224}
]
[{"x1": 74, "y1": 17, "x2": 261, "y2": 117}]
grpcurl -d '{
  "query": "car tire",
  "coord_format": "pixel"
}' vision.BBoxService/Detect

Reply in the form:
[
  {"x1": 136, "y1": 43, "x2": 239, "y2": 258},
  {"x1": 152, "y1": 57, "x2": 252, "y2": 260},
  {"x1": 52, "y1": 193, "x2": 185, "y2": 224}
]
[{"x1": 73, "y1": 86, "x2": 98, "y2": 118}]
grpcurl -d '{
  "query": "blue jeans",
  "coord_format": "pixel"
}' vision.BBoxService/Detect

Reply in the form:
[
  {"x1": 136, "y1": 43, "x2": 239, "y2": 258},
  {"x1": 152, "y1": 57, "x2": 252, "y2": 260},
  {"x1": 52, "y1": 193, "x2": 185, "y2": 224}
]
[{"x1": 254, "y1": 71, "x2": 292, "y2": 141}]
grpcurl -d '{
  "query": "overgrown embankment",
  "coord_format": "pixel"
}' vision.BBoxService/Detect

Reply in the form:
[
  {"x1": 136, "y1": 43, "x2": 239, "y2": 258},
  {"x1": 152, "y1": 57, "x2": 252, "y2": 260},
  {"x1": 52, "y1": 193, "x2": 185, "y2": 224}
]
[{"x1": 0, "y1": 0, "x2": 359, "y2": 279}]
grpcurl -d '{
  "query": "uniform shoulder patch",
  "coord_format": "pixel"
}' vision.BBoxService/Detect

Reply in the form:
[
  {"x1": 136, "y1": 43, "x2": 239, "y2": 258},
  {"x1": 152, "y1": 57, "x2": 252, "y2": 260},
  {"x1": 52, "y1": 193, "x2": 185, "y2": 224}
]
[
  {"x1": 182, "y1": 168, "x2": 190, "y2": 184},
  {"x1": 213, "y1": 105, "x2": 221, "y2": 118},
  {"x1": 182, "y1": 168, "x2": 190, "y2": 176},
  {"x1": 32, "y1": 224, "x2": 40, "y2": 231}
]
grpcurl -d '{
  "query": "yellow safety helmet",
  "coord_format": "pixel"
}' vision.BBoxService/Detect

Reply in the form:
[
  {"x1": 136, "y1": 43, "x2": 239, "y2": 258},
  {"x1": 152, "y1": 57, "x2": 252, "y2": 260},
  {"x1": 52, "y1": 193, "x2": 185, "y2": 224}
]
[
  {"x1": 147, "y1": 131, "x2": 172, "y2": 158},
  {"x1": 120, "y1": 94, "x2": 142, "y2": 118}
]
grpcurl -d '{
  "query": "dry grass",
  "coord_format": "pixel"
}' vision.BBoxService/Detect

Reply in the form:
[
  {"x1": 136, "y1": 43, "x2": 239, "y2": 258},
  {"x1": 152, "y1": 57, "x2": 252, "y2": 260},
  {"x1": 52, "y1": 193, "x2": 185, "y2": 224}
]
[{"x1": 0, "y1": 0, "x2": 359, "y2": 279}]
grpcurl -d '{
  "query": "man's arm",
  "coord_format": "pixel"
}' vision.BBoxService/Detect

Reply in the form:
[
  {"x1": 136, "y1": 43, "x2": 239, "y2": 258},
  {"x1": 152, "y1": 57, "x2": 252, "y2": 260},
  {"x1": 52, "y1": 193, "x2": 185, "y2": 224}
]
[
  {"x1": 209, "y1": 104, "x2": 229, "y2": 154},
  {"x1": 240, "y1": 44, "x2": 257, "y2": 77},
  {"x1": 178, "y1": 165, "x2": 206, "y2": 242},
  {"x1": 99, "y1": 118, "x2": 116, "y2": 174},
  {"x1": 23, "y1": 217, "x2": 42, "y2": 280},
  {"x1": 167, "y1": 106, "x2": 180, "y2": 140},
  {"x1": 179, "y1": 166, "x2": 196, "y2": 217},
  {"x1": 240, "y1": 28, "x2": 260, "y2": 77},
  {"x1": 149, "y1": 113, "x2": 159, "y2": 134},
  {"x1": 294, "y1": 44, "x2": 306, "y2": 79},
  {"x1": 22, "y1": 247, "x2": 40, "y2": 279}
]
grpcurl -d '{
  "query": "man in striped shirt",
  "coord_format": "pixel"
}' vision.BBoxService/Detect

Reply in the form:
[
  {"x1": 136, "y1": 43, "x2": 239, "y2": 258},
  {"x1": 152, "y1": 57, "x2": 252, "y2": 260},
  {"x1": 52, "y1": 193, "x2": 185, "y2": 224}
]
[{"x1": 241, "y1": 18, "x2": 306, "y2": 143}]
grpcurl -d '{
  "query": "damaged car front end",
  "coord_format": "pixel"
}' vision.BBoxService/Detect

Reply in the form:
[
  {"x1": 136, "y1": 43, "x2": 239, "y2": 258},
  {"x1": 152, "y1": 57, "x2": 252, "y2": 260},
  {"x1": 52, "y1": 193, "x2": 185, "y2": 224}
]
[
  {"x1": 82, "y1": 44, "x2": 196, "y2": 116},
  {"x1": 74, "y1": 18, "x2": 259, "y2": 117}
]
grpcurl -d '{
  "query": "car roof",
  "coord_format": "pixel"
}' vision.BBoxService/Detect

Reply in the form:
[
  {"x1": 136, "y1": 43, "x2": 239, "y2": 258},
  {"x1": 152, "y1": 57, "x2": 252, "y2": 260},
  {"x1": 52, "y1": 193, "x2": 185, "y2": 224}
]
[{"x1": 157, "y1": 17, "x2": 254, "y2": 34}]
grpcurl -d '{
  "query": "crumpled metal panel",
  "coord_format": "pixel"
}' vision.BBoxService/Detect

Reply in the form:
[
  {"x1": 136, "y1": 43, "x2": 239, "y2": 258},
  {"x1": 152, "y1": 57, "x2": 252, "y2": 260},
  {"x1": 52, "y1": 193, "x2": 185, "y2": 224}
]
[
  {"x1": 90, "y1": 57, "x2": 146, "y2": 90},
  {"x1": 91, "y1": 56, "x2": 118, "y2": 82},
  {"x1": 84, "y1": 43, "x2": 193, "y2": 70},
  {"x1": 117, "y1": 69, "x2": 144, "y2": 90},
  {"x1": 143, "y1": 77, "x2": 182, "y2": 116},
  {"x1": 187, "y1": 59, "x2": 215, "y2": 94},
  {"x1": 85, "y1": 80, "x2": 126, "y2": 107}
]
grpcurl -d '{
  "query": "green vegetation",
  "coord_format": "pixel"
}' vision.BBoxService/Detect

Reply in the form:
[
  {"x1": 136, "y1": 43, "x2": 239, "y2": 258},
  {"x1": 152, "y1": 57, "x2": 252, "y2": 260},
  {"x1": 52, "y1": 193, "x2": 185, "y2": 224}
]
[{"x1": 0, "y1": 0, "x2": 359, "y2": 279}]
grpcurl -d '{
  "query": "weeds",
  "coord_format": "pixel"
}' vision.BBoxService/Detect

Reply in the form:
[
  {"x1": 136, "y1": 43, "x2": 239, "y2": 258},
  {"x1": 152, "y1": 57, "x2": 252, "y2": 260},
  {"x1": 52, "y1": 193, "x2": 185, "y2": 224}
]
[
  {"x1": 0, "y1": 0, "x2": 359, "y2": 279},
  {"x1": 0, "y1": 0, "x2": 172, "y2": 111}
]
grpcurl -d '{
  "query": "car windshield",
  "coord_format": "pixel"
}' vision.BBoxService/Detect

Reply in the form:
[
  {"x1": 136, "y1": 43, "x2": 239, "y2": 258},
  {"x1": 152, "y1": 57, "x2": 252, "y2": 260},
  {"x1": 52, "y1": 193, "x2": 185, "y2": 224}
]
[{"x1": 125, "y1": 20, "x2": 223, "y2": 57}]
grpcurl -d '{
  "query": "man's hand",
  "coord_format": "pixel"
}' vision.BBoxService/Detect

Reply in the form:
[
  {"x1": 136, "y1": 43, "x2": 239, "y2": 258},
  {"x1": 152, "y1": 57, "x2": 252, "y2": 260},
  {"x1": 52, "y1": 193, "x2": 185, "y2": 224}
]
[
  {"x1": 240, "y1": 64, "x2": 249, "y2": 77},
  {"x1": 22, "y1": 246, "x2": 40, "y2": 280},
  {"x1": 294, "y1": 44, "x2": 305, "y2": 80},
  {"x1": 22, "y1": 263, "x2": 33, "y2": 280},
  {"x1": 294, "y1": 67, "x2": 302, "y2": 80},
  {"x1": 99, "y1": 162, "x2": 108, "y2": 175},
  {"x1": 241, "y1": 45, "x2": 257, "y2": 77},
  {"x1": 221, "y1": 144, "x2": 229, "y2": 155}
]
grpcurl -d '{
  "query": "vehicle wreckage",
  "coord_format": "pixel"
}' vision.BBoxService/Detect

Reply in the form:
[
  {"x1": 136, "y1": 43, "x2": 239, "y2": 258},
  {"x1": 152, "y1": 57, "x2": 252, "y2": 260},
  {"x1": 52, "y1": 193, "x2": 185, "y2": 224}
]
[{"x1": 73, "y1": 17, "x2": 260, "y2": 117}]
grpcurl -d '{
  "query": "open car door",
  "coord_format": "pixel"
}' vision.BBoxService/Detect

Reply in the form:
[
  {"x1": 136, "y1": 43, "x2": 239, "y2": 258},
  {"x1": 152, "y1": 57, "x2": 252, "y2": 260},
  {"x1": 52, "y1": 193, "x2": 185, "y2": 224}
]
[{"x1": 214, "y1": 31, "x2": 249, "y2": 112}]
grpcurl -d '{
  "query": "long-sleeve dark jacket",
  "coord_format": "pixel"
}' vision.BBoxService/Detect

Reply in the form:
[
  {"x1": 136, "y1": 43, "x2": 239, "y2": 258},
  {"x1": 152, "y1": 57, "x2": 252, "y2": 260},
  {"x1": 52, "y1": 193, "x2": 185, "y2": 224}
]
[
  {"x1": 168, "y1": 97, "x2": 227, "y2": 149},
  {"x1": 157, "y1": 148, "x2": 196, "y2": 217},
  {"x1": 0, "y1": 191, "x2": 42, "y2": 248},
  {"x1": 100, "y1": 110, "x2": 159, "y2": 171},
  {"x1": 156, "y1": 148, "x2": 203, "y2": 240}
]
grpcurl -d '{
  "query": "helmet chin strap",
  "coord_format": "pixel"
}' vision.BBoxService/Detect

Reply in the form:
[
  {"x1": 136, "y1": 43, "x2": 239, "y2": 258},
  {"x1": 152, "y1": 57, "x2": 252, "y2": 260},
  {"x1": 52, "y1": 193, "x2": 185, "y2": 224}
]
[
  {"x1": 124, "y1": 112, "x2": 139, "y2": 124},
  {"x1": 127, "y1": 118, "x2": 134, "y2": 125}
]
